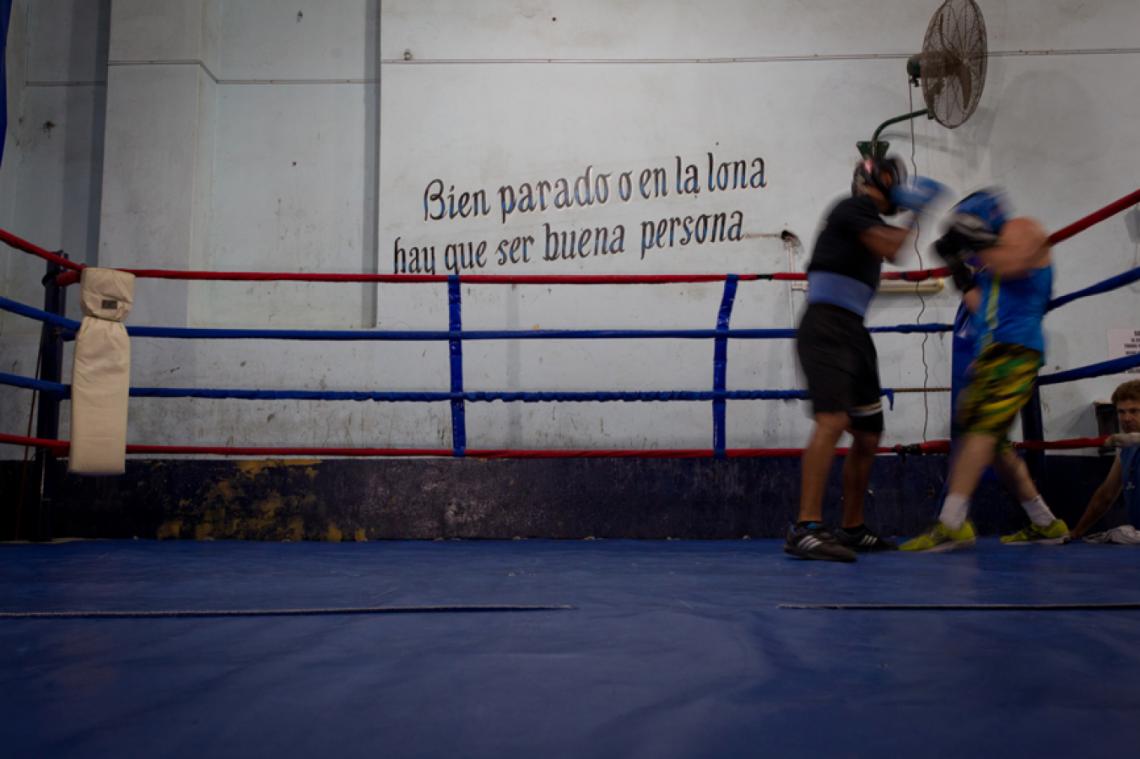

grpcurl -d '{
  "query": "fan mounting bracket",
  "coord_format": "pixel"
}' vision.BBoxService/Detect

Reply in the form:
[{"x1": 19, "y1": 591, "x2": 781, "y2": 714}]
[{"x1": 857, "y1": 109, "x2": 931, "y2": 159}]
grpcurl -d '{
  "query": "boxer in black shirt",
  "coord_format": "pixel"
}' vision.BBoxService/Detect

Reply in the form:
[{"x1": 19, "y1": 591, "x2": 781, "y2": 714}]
[{"x1": 785, "y1": 157, "x2": 946, "y2": 561}]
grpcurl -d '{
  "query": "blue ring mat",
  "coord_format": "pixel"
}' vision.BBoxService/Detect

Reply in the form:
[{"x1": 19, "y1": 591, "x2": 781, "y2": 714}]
[{"x1": 3, "y1": 539, "x2": 1139, "y2": 758}]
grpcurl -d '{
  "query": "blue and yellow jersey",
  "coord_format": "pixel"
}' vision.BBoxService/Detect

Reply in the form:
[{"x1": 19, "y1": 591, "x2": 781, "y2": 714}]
[{"x1": 971, "y1": 265, "x2": 1053, "y2": 355}]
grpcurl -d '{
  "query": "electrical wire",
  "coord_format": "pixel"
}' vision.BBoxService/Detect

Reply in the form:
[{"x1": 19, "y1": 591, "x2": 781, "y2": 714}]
[{"x1": 908, "y1": 82, "x2": 933, "y2": 442}]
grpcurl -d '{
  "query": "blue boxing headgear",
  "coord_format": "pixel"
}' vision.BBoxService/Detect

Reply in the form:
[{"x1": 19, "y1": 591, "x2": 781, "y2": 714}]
[{"x1": 952, "y1": 188, "x2": 1010, "y2": 235}]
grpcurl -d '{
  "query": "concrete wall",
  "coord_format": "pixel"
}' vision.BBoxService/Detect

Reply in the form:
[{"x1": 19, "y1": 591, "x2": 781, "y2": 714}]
[
  {"x1": 3, "y1": 0, "x2": 1139, "y2": 459},
  {"x1": 0, "y1": 454, "x2": 1119, "y2": 540},
  {"x1": 1, "y1": 0, "x2": 110, "y2": 449}
]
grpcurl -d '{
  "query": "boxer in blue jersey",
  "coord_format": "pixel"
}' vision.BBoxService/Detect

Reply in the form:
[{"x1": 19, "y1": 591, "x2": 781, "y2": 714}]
[
  {"x1": 902, "y1": 189, "x2": 1069, "y2": 551},
  {"x1": 1069, "y1": 380, "x2": 1140, "y2": 543},
  {"x1": 947, "y1": 298, "x2": 1064, "y2": 546}
]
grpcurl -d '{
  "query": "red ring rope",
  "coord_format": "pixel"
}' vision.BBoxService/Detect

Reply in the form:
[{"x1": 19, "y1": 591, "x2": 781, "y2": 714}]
[
  {"x1": 0, "y1": 229, "x2": 80, "y2": 271},
  {"x1": 3, "y1": 189, "x2": 1136, "y2": 287},
  {"x1": 6, "y1": 189, "x2": 1136, "y2": 288},
  {"x1": 0, "y1": 432, "x2": 1109, "y2": 457},
  {"x1": 1048, "y1": 188, "x2": 1140, "y2": 245},
  {"x1": 50, "y1": 269, "x2": 947, "y2": 287}
]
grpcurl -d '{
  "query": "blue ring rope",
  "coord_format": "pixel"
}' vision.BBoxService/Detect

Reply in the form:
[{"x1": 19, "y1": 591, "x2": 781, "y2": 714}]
[
  {"x1": 0, "y1": 296, "x2": 950, "y2": 340},
  {"x1": 11, "y1": 361, "x2": 1140, "y2": 402},
  {"x1": 3, "y1": 303, "x2": 1135, "y2": 403},
  {"x1": 0, "y1": 372, "x2": 900, "y2": 405},
  {"x1": 0, "y1": 295, "x2": 77, "y2": 329},
  {"x1": 1047, "y1": 265, "x2": 1140, "y2": 312},
  {"x1": 6, "y1": 285, "x2": 1137, "y2": 410},
  {"x1": 0, "y1": 371, "x2": 68, "y2": 396},
  {"x1": 122, "y1": 324, "x2": 950, "y2": 340},
  {"x1": 1038, "y1": 352, "x2": 1140, "y2": 386},
  {"x1": 5, "y1": 266, "x2": 1140, "y2": 337},
  {"x1": 129, "y1": 326, "x2": 793, "y2": 340}
]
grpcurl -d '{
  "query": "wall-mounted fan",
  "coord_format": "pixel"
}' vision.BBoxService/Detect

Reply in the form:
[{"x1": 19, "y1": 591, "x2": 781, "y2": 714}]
[{"x1": 857, "y1": 0, "x2": 988, "y2": 159}]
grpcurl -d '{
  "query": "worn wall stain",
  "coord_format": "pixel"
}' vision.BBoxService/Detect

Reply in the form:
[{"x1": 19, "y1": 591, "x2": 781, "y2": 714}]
[
  {"x1": 156, "y1": 520, "x2": 182, "y2": 540},
  {"x1": 208, "y1": 479, "x2": 239, "y2": 504},
  {"x1": 142, "y1": 461, "x2": 333, "y2": 540},
  {"x1": 8, "y1": 456, "x2": 1111, "y2": 542},
  {"x1": 285, "y1": 516, "x2": 305, "y2": 541},
  {"x1": 237, "y1": 459, "x2": 321, "y2": 477},
  {"x1": 256, "y1": 493, "x2": 283, "y2": 523}
]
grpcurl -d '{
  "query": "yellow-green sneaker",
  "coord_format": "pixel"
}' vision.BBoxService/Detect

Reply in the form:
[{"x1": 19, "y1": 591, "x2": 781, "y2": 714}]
[
  {"x1": 900, "y1": 520, "x2": 977, "y2": 553},
  {"x1": 1000, "y1": 519, "x2": 1070, "y2": 545}
]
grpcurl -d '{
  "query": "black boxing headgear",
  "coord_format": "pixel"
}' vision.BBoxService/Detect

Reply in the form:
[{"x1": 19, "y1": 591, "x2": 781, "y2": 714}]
[{"x1": 852, "y1": 156, "x2": 906, "y2": 212}]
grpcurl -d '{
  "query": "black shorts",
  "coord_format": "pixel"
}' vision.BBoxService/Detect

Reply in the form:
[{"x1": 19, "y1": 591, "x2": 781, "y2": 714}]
[{"x1": 796, "y1": 303, "x2": 883, "y2": 422}]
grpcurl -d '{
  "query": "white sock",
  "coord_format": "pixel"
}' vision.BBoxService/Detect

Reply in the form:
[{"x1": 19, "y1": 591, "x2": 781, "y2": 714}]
[
  {"x1": 1021, "y1": 495, "x2": 1057, "y2": 527},
  {"x1": 939, "y1": 494, "x2": 970, "y2": 530}
]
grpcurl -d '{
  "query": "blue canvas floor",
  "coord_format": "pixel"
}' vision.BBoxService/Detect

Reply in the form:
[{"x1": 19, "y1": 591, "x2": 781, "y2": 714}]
[{"x1": 2, "y1": 539, "x2": 1140, "y2": 758}]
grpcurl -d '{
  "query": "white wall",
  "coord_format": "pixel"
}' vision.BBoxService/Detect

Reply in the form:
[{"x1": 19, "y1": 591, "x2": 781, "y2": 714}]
[
  {"x1": 3, "y1": 1, "x2": 1139, "y2": 456},
  {"x1": 1, "y1": 0, "x2": 109, "y2": 449}
]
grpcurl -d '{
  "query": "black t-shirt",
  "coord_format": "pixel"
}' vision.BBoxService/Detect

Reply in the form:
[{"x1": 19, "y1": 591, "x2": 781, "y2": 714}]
[{"x1": 806, "y1": 195, "x2": 885, "y2": 289}]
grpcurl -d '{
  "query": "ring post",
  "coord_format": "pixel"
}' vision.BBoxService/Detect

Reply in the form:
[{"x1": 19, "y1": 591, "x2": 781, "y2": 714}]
[
  {"x1": 712, "y1": 275, "x2": 739, "y2": 459},
  {"x1": 1020, "y1": 386, "x2": 1046, "y2": 487},
  {"x1": 30, "y1": 256, "x2": 68, "y2": 541},
  {"x1": 447, "y1": 275, "x2": 466, "y2": 457}
]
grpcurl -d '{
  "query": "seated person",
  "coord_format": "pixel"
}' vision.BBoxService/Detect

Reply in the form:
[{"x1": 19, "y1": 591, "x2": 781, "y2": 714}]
[{"x1": 1069, "y1": 379, "x2": 1140, "y2": 544}]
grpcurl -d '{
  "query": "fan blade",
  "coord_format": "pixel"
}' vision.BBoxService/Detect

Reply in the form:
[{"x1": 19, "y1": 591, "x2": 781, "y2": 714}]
[{"x1": 953, "y1": 63, "x2": 972, "y2": 108}]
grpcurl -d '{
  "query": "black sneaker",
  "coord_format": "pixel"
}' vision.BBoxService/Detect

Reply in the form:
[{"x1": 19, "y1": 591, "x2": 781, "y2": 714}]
[
  {"x1": 835, "y1": 525, "x2": 898, "y2": 552},
  {"x1": 784, "y1": 523, "x2": 857, "y2": 562}
]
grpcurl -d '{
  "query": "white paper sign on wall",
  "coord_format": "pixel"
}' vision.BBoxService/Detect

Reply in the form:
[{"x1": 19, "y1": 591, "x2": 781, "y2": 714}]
[{"x1": 1108, "y1": 328, "x2": 1140, "y2": 374}]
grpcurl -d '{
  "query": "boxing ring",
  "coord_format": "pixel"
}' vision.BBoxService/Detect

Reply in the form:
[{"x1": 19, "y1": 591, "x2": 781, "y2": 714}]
[
  {"x1": 2, "y1": 189, "x2": 1139, "y2": 507},
  {"x1": 2, "y1": 188, "x2": 1140, "y2": 458},
  {"x1": 2, "y1": 191, "x2": 1140, "y2": 758}
]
